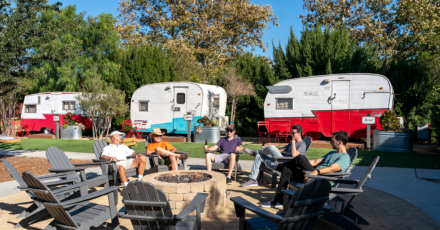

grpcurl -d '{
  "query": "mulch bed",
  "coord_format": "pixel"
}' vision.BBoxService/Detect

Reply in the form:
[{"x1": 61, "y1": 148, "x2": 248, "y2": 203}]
[{"x1": 0, "y1": 155, "x2": 95, "y2": 183}]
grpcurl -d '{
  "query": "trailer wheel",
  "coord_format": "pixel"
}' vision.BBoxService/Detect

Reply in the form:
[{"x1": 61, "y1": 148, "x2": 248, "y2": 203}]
[{"x1": 307, "y1": 132, "x2": 322, "y2": 141}]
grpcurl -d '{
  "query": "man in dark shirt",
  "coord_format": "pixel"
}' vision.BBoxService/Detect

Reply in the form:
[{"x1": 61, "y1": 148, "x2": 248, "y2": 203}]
[
  {"x1": 205, "y1": 124, "x2": 243, "y2": 185},
  {"x1": 241, "y1": 124, "x2": 307, "y2": 187}
]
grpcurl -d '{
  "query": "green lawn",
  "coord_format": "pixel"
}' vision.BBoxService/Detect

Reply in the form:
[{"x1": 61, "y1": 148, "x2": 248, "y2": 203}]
[{"x1": 1, "y1": 138, "x2": 440, "y2": 169}]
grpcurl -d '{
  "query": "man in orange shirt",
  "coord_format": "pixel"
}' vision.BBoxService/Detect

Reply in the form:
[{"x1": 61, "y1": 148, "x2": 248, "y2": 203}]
[{"x1": 146, "y1": 128, "x2": 189, "y2": 170}]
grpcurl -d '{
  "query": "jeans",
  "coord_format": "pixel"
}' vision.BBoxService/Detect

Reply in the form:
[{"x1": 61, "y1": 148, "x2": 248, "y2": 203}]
[
  {"x1": 274, "y1": 155, "x2": 315, "y2": 203},
  {"x1": 249, "y1": 145, "x2": 284, "y2": 180}
]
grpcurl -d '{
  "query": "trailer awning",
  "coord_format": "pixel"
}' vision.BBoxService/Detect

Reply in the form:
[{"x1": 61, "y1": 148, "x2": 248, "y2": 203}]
[{"x1": 266, "y1": 85, "x2": 292, "y2": 94}]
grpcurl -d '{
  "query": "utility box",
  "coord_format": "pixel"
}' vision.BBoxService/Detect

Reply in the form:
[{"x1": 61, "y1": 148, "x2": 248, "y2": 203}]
[{"x1": 417, "y1": 124, "x2": 429, "y2": 140}]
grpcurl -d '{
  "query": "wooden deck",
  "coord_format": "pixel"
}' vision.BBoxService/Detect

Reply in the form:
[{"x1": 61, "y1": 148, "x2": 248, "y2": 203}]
[{"x1": 27, "y1": 134, "x2": 56, "y2": 139}]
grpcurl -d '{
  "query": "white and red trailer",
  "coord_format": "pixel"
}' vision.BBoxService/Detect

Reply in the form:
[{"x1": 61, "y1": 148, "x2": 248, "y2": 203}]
[
  {"x1": 21, "y1": 92, "x2": 92, "y2": 133},
  {"x1": 264, "y1": 73, "x2": 394, "y2": 140}
]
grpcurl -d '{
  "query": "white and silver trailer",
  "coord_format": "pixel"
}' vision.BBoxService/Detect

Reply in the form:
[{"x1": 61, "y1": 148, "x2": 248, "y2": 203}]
[{"x1": 130, "y1": 82, "x2": 228, "y2": 134}]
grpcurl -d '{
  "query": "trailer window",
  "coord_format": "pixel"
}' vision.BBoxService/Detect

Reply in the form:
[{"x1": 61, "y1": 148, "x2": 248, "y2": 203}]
[
  {"x1": 276, "y1": 98, "x2": 293, "y2": 110},
  {"x1": 176, "y1": 93, "x2": 185, "y2": 104},
  {"x1": 213, "y1": 98, "x2": 219, "y2": 108},
  {"x1": 63, "y1": 101, "x2": 76, "y2": 110},
  {"x1": 139, "y1": 102, "x2": 148, "y2": 111},
  {"x1": 25, "y1": 105, "x2": 36, "y2": 113}
]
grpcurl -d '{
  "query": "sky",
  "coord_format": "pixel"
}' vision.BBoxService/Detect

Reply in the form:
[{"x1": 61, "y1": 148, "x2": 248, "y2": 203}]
[{"x1": 48, "y1": 0, "x2": 310, "y2": 60}]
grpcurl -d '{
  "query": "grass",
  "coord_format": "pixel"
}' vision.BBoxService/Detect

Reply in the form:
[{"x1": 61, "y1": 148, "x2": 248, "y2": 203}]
[{"x1": 1, "y1": 138, "x2": 440, "y2": 169}]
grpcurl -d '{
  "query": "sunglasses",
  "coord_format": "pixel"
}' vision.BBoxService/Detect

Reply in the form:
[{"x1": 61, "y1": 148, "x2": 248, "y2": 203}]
[
  {"x1": 290, "y1": 132, "x2": 299, "y2": 135},
  {"x1": 226, "y1": 130, "x2": 234, "y2": 133},
  {"x1": 154, "y1": 135, "x2": 163, "y2": 137}
]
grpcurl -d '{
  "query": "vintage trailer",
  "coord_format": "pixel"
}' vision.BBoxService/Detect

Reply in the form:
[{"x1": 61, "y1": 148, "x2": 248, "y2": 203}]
[
  {"x1": 264, "y1": 73, "x2": 394, "y2": 139},
  {"x1": 131, "y1": 82, "x2": 228, "y2": 134},
  {"x1": 21, "y1": 92, "x2": 91, "y2": 133}
]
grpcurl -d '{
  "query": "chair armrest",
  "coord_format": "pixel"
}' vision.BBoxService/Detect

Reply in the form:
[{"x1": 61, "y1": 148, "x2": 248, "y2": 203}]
[
  {"x1": 233, "y1": 151, "x2": 243, "y2": 155},
  {"x1": 92, "y1": 159, "x2": 110, "y2": 163},
  {"x1": 305, "y1": 174, "x2": 360, "y2": 184},
  {"x1": 127, "y1": 155, "x2": 136, "y2": 159},
  {"x1": 50, "y1": 176, "x2": 105, "y2": 194},
  {"x1": 117, "y1": 214, "x2": 175, "y2": 222},
  {"x1": 231, "y1": 197, "x2": 283, "y2": 223},
  {"x1": 72, "y1": 162, "x2": 107, "y2": 167},
  {"x1": 204, "y1": 151, "x2": 217, "y2": 154},
  {"x1": 281, "y1": 189, "x2": 297, "y2": 198},
  {"x1": 36, "y1": 172, "x2": 74, "y2": 179},
  {"x1": 144, "y1": 154, "x2": 159, "y2": 158},
  {"x1": 44, "y1": 178, "x2": 77, "y2": 187},
  {"x1": 59, "y1": 186, "x2": 119, "y2": 207},
  {"x1": 175, "y1": 151, "x2": 188, "y2": 154},
  {"x1": 330, "y1": 187, "x2": 363, "y2": 195},
  {"x1": 175, "y1": 193, "x2": 209, "y2": 221},
  {"x1": 273, "y1": 157, "x2": 294, "y2": 162},
  {"x1": 302, "y1": 170, "x2": 351, "y2": 177},
  {"x1": 48, "y1": 168, "x2": 85, "y2": 173}
]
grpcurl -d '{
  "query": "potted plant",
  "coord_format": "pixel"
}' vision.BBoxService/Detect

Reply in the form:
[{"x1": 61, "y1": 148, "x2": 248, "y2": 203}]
[
  {"x1": 194, "y1": 116, "x2": 220, "y2": 143},
  {"x1": 60, "y1": 112, "x2": 86, "y2": 139},
  {"x1": 373, "y1": 110, "x2": 414, "y2": 153}
]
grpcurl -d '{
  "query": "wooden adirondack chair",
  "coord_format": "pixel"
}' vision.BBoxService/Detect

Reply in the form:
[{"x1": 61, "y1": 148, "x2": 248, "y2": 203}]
[
  {"x1": 22, "y1": 171, "x2": 120, "y2": 230},
  {"x1": 301, "y1": 156, "x2": 380, "y2": 230},
  {"x1": 2, "y1": 158, "x2": 80, "y2": 228},
  {"x1": 258, "y1": 136, "x2": 313, "y2": 188},
  {"x1": 231, "y1": 178, "x2": 332, "y2": 230},
  {"x1": 46, "y1": 146, "x2": 109, "y2": 188},
  {"x1": 92, "y1": 140, "x2": 142, "y2": 185},
  {"x1": 117, "y1": 181, "x2": 209, "y2": 230},
  {"x1": 144, "y1": 136, "x2": 187, "y2": 173}
]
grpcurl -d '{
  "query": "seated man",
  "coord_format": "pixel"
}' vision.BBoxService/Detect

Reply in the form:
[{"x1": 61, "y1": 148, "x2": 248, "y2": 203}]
[
  {"x1": 262, "y1": 130, "x2": 351, "y2": 208},
  {"x1": 146, "y1": 128, "x2": 188, "y2": 170},
  {"x1": 101, "y1": 131, "x2": 147, "y2": 187},
  {"x1": 205, "y1": 124, "x2": 243, "y2": 185},
  {"x1": 241, "y1": 124, "x2": 307, "y2": 187}
]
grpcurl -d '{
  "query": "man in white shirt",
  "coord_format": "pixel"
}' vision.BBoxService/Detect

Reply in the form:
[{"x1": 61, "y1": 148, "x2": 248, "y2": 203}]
[{"x1": 101, "y1": 131, "x2": 147, "y2": 187}]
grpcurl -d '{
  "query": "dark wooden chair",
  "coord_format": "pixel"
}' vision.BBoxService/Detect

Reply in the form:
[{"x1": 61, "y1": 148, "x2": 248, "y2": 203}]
[
  {"x1": 46, "y1": 146, "x2": 109, "y2": 189},
  {"x1": 117, "y1": 181, "x2": 208, "y2": 230},
  {"x1": 92, "y1": 140, "x2": 141, "y2": 185},
  {"x1": 258, "y1": 136, "x2": 313, "y2": 188},
  {"x1": 286, "y1": 156, "x2": 380, "y2": 230},
  {"x1": 231, "y1": 178, "x2": 332, "y2": 230},
  {"x1": 144, "y1": 136, "x2": 187, "y2": 173},
  {"x1": 2, "y1": 158, "x2": 80, "y2": 228},
  {"x1": 22, "y1": 171, "x2": 120, "y2": 230}
]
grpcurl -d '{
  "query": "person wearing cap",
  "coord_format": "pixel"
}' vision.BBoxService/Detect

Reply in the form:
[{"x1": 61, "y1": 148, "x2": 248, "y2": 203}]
[
  {"x1": 101, "y1": 131, "x2": 147, "y2": 187},
  {"x1": 146, "y1": 128, "x2": 189, "y2": 170},
  {"x1": 205, "y1": 124, "x2": 243, "y2": 185}
]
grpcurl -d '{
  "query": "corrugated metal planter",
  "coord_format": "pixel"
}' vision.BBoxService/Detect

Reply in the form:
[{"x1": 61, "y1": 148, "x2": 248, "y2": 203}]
[
  {"x1": 194, "y1": 126, "x2": 220, "y2": 143},
  {"x1": 60, "y1": 126, "x2": 82, "y2": 140},
  {"x1": 373, "y1": 130, "x2": 413, "y2": 153}
]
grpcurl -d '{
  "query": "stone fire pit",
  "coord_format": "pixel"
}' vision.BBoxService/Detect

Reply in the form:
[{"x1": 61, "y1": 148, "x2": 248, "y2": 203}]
[{"x1": 142, "y1": 170, "x2": 226, "y2": 215}]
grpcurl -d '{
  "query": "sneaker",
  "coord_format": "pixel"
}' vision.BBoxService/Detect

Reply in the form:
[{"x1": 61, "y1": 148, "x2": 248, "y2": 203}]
[
  {"x1": 241, "y1": 179, "x2": 258, "y2": 187},
  {"x1": 244, "y1": 148, "x2": 257, "y2": 157},
  {"x1": 261, "y1": 199, "x2": 282, "y2": 208},
  {"x1": 226, "y1": 177, "x2": 232, "y2": 185},
  {"x1": 264, "y1": 159, "x2": 279, "y2": 170}
]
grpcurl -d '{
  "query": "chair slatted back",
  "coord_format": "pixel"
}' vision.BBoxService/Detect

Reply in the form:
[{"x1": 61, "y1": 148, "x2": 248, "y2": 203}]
[
  {"x1": 121, "y1": 181, "x2": 174, "y2": 230},
  {"x1": 303, "y1": 136, "x2": 312, "y2": 155},
  {"x1": 46, "y1": 146, "x2": 74, "y2": 170},
  {"x1": 281, "y1": 178, "x2": 331, "y2": 230},
  {"x1": 346, "y1": 147, "x2": 358, "y2": 173},
  {"x1": 22, "y1": 171, "x2": 79, "y2": 228},
  {"x1": 257, "y1": 121, "x2": 270, "y2": 133},
  {"x1": 93, "y1": 140, "x2": 109, "y2": 159},
  {"x1": 2, "y1": 158, "x2": 26, "y2": 188},
  {"x1": 355, "y1": 156, "x2": 379, "y2": 190}
]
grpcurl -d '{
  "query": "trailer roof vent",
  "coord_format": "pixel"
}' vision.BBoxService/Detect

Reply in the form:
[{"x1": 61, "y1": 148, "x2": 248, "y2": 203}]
[{"x1": 266, "y1": 85, "x2": 292, "y2": 94}]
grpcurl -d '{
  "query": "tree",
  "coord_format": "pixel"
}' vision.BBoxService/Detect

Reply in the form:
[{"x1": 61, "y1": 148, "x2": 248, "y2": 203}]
[
  {"x1": 30, "y1": 5, "x2": 120, "y2": 93},
  {"x1": 0, "y1": 0, "x2": 64, "y2": 96},
  {"x1": 301, "y1": 0, "x2": 440, "y2": 59},
  {"x1": 77, "y1": 74, "x2": 128, "y2": 140},
  {"x1": 117, "y1": 0, "x2": 278, "y2": 77},
  {"x1": 221, "y1": 67, "x2": 256, "y2": 124},
  {"x1": 0, "y1": 80, "x2": 29, "y2": 135},
  {"x1": 272, "y1": 24, "x2": 382, "y2": 80}
]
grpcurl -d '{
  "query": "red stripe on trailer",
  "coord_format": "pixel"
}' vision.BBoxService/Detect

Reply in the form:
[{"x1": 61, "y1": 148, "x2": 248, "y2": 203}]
[
  {"x1": 265, "y1": 109, "x2": 387, "y2": 138},
  {"x1": 21, "y1": 114, "x2": 92, "y2": 133}
]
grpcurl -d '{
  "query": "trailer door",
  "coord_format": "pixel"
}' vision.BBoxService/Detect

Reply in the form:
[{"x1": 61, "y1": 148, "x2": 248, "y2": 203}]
[
  {"x1": 51, "y1": 93, "x2": 62, "y2": 114},
  {"x1": 173, "y1": 87, "x2": 188, "y2": 132},
  {"x1": 331, "y1": 81, "x2": 350, "y2": 133}
]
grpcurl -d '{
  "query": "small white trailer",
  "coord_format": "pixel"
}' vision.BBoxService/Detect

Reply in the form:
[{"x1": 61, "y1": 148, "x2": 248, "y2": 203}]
[
  {"x1": 20, "y1": 92, "x2": 91, "y2": 133},
  {"x1": 264, "y1": 73, "x2": 394, "y2": 139},
  {"x1": 130, "y1": 82, "x2": 228, "y2": 134}
]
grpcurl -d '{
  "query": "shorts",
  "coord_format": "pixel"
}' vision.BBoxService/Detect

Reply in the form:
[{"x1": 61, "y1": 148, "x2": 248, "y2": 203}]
[
  {"x1": 116, "y1": 159, "x2": 135, "y2": 169},
  {"x1": 158, "y1": 157, "x2": 171, "y2": 166},
  {"x1": 214, "y1": 153, "x2": 231, "y2": 163}
]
